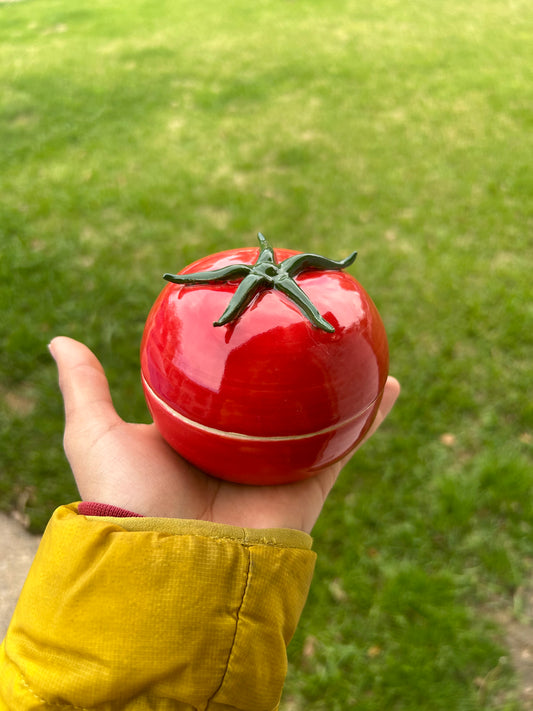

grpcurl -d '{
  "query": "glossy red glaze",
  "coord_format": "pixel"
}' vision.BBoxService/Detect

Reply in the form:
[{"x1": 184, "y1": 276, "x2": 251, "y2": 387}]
[{"x1": 140, "y1": 246, "x2": 389, "y2": 485}]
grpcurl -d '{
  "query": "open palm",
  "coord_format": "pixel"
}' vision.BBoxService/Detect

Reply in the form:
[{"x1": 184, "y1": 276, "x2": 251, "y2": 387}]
[{"x1": 50, "y1": 337, "x2": 399, "y2": 534}]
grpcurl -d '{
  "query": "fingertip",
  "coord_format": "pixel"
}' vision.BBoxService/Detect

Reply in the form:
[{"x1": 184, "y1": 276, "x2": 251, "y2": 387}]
[
  {"x1": 49, "y1": 335, "x2": 85, "y2": 356},
  {"x1": 48, "y1": 336, "x2": 72, "y2": 362},
  {"x1": 48, "y1": 337, "x2": 59, "y2": 361},
  {"x1": 390, "y1": 375, "x2": 401, "y2": 392},
  {"x1": 386, "y1": 375, "x2": 401, "y2": 402},
  {"x1": 49, "y1": 337, "x2": 104, "y2": 373},
  {"x1": 49, "y1": 337, "x2": 117, "y2": 424}
]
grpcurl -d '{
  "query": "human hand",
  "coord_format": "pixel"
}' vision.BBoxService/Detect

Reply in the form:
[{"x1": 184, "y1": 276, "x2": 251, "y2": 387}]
[{"x1": 49, "y1": 336, "x2": 400, "y2": 534}]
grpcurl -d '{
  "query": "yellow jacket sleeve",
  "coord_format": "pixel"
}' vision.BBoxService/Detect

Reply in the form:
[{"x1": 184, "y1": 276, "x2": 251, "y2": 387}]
[{"x1": 0, "y1": 503, "x2": 316, "y2": 711}]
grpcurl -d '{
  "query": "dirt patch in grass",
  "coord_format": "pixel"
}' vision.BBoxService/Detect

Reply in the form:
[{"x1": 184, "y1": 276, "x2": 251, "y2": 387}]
[{"x1": 498, "y1": 587, "x2": 533, "y2": 709}]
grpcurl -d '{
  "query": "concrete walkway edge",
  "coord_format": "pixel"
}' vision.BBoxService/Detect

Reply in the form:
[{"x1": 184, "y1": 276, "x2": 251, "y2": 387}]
[{"x1": 0, "y1": 514, "x2": 41, "y2": 639}]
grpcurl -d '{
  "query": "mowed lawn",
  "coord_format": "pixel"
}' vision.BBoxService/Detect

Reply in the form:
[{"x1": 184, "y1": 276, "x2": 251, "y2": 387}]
[{"x1": 1, "y1": 0, "x2": 532, "y2": 708}]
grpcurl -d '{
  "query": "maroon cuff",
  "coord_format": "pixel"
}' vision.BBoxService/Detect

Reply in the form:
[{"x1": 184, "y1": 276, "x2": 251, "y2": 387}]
[{"x1": 78, "y1": 502, "x2": 144, "y2": 518}]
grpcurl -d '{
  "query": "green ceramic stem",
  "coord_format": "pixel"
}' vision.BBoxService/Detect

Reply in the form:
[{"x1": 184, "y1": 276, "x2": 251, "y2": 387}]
[
  {"x1": 214, "y1": 273, "x2": 265, "y2": 326},
  {"x1": 275, "y1": 275, "x2": 335, "y2": 333},
  {"x1": 281, "y1": 250, "x2": 357, "y2": 277},
  {"x1": 164, "y1": 264, "x2": 251, "y2": 284},
  {"x1": 163, "y1": 233, "x2": 357, "y2": 332}
]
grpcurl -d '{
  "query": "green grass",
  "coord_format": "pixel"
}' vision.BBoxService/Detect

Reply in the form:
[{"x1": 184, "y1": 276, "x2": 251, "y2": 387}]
[{"x1": 1, "y1": 0, "x2": 532, "y2": 708}]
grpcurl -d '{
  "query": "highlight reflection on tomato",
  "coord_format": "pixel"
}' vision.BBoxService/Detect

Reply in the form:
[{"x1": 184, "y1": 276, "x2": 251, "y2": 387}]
[{"x1": 140, "y1": 234, "x2": 389, "y2": 485}]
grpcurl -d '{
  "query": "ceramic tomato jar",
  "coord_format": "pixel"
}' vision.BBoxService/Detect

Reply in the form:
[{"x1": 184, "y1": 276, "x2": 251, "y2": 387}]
[{"x1": 140, "y1": 234, "x2": 388, "y2": 485}]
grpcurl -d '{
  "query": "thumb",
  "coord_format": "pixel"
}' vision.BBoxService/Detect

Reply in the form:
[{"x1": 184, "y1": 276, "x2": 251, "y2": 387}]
[{"x1": 49, "y1": 336, "x2": 121, "y2": 434}]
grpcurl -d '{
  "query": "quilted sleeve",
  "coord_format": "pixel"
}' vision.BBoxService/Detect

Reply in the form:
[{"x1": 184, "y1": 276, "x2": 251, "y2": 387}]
[{"x1": 0, "y1": 503, "x2": 316, "y2": 711}]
